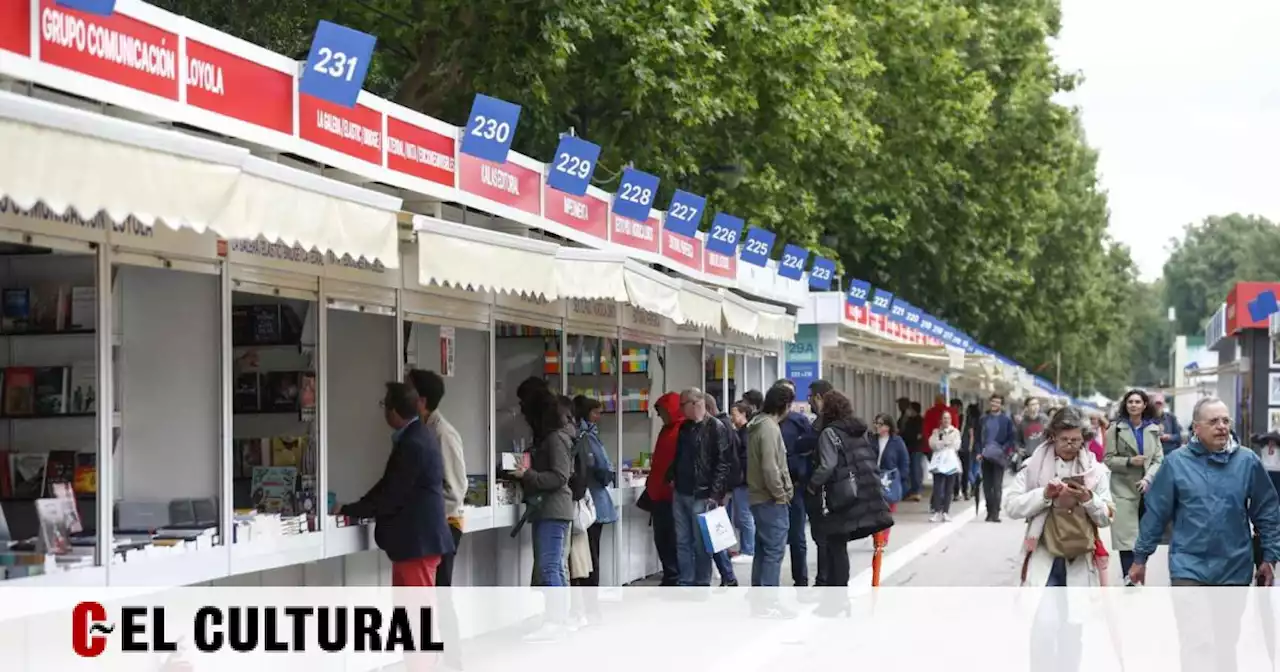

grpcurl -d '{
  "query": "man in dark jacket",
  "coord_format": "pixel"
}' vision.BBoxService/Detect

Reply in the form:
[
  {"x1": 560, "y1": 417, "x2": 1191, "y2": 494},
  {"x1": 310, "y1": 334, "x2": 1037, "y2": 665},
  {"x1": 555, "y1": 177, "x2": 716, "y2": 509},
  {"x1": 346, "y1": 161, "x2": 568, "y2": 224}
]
[
  {"x1": 776, "y1": 379, "x2": 817, "y2": 586},
  {"x1": 976, "y1": 393, "x2": 1017, "y2": 522},
  {"x1": 704, "y1": 393, "x2": 740, "y2": 586},
  {"x1": 902, "y1": 402, "x2": 925, "y2": 501},
  {"x1": 666, "y1": 387, "x2": 731, "y2": 587},
  {"x1": 1151, "y1": 392, "x2": 1184, "y2": 455},
  {"x1": 339, "y1": 382, "x2": 455, "y2": 586}
]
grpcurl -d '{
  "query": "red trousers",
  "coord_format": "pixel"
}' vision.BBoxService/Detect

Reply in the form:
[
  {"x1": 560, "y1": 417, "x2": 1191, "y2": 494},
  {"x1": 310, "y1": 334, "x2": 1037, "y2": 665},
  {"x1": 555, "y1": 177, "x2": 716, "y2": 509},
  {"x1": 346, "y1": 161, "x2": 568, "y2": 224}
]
[{"x1": 392, "y1": 555, "x2": 442, "y2": 587}]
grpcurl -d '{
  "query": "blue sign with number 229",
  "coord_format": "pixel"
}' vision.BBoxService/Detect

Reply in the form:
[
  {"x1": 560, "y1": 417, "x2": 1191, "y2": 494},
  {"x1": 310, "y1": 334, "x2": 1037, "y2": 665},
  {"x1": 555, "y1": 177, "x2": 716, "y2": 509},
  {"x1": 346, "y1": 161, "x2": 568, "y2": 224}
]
[
  {"x1": 547, "y1": 135, "x2": 600, "y2": 197},
  {"x1": 706, "y1": 214, "x2": 744, "y2": 256},
  {"x1": 299, "y1": 21, "x2": 377, "y2": 108},
  {"x1": 612, "y1": 168, "x2": 660, "y2": 221}
]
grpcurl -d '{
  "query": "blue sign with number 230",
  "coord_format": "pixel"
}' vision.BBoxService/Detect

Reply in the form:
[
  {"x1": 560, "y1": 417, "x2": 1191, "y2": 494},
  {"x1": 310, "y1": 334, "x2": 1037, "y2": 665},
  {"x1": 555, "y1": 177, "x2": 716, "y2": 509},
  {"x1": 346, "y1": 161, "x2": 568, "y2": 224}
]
[
  {"x1": 461, "y1": 94, "x2": 522, "y2": 164},
  {"x1": 299, "y1": 21, "x2": 377, "y2": 108}
]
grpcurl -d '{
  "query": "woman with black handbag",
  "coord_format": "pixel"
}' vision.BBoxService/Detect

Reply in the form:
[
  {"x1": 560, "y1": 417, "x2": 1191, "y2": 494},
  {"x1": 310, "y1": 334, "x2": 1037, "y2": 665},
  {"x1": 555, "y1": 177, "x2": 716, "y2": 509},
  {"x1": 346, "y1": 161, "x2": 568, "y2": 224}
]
[{"x1": 806, "y1": 391, "x2": 893, "y2": 606}]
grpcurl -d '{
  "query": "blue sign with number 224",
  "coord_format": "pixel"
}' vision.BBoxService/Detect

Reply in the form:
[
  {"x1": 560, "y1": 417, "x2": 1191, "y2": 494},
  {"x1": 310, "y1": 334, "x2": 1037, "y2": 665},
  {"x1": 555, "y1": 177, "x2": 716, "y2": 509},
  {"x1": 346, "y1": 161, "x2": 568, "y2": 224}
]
[{"x1": 299, "y1": 21, "x2": 377, "y2": 108}]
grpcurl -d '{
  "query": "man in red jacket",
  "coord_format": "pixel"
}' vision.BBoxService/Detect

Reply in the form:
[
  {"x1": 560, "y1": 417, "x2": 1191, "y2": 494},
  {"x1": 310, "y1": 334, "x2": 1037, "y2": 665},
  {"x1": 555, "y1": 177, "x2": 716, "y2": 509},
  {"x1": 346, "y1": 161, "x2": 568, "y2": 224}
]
[{"x1": 646, "y1": 392, "x2": 685, "y2": 586}]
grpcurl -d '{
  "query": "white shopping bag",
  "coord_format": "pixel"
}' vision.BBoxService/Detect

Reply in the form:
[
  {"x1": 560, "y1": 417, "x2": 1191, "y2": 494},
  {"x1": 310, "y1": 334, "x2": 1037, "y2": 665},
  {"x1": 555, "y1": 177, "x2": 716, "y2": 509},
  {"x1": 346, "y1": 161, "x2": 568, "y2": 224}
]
[{"x1": 697, "y1": 505, "x2": 736, "y2": 554}]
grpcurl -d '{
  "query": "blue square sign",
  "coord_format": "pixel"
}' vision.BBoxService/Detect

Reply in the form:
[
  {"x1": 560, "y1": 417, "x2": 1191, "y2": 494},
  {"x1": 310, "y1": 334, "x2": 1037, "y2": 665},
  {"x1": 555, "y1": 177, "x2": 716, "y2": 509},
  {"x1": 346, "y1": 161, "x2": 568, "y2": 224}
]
[
  {"x1": 612, "y1": 168, "x2": 660, "y2": 221},
  {"x1": 889, "y1": 299, "x2": 908, "y2": 323},
  {"x1": 740, "y1": 227, "x2": 776, "y2": 267},
  {"x1": 809, "y1": 257, "x2": 836, "y2": 291},
  {"x1": 870, "y1": 289, "x2": 893, "y2": 316},
  {"x1": 846, "y1": 279, "x2": 871, "y2": 307},
  {"x1": 919, "y1": 314, "x2": 935, "y2": 333},
  {"x1": 460, "y1": 94, "x2": 522, "y2": 163},
  {"x1": 663, "y1": 190, "x2": 706, "y2": 238},
  {"x1": 706, "y1": 213, "x2": 744, "y2": 256},
  {"x1": 778, "y1": 244, "x2": 809, "y2": 280},
  {"x1": 299, "y1": 21, "x2": 377, "y2": 108},
  {"x1": 56, "y1": 0, "x2": 116, "y2": 14},
  {"x1": 547, "y1": 135, "x2": 601, "y2": 196},
  {"x1": 904, "y1": 303, "x2": 922, "y2": 327}
]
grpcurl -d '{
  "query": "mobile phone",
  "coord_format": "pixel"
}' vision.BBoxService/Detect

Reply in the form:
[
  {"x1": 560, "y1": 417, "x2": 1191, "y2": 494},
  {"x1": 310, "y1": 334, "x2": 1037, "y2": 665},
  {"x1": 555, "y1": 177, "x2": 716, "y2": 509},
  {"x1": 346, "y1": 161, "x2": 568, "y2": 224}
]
[{"x1": 1062, "y1": 476, "x2": 1086, "y2": 488}]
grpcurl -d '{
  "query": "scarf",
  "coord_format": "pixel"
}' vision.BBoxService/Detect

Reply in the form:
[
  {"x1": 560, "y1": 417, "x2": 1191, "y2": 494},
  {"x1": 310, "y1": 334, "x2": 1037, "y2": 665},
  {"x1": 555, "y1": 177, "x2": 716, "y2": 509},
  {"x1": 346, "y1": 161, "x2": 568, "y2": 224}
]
[{"x1": 1021, "y1": 441, "x2": 1101, "y2": 555}]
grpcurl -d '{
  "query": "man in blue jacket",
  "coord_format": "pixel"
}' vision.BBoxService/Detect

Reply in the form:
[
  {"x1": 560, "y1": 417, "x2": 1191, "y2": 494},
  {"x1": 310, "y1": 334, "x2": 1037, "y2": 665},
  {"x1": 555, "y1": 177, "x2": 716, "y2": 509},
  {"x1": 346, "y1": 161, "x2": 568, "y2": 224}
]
[
  {"x1": 775, "y1": 379, "x2": 819, "y2": 586},
  {"x1": 975, "y1": 393, "x2": 1016, "y2": 522},
  {"x1": 1131, "y1": 396, "x2": 1280, "y2": 586}
]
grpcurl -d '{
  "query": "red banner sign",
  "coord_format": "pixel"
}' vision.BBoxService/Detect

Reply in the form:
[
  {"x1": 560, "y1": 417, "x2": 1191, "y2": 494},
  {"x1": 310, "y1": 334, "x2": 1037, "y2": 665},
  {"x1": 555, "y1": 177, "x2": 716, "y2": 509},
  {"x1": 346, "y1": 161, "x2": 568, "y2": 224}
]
[
  {"x1": 544, "y1": 186, "x2": 608, "y2": 241},
  {"x1": 704, "y1": 247, "x2": 736, "y2": 279},
  {"x1": 386, "y1": 117, "x2": 456, "y2": 188},
  {"x1": 661, "y1": 229, "x2": 702, "y2": 272},
  {"x1": 185, "y1": 40, "x2": 292, "y2": 134},
  {"x1": 38, "y1": 0, "x2": 180, "y2": 100},
  {"x1": 458, "y1": 155, "x2": 540, "y2": 215},
  {"x1": 610, "y1": 214, "x2": 660, "y2": 255},
  {"x1": 1, "y1": 0, "x2": 30, "y2": 56},
  {"x1": 298, "y1": 93, "x2": 382, "y2": 165}
]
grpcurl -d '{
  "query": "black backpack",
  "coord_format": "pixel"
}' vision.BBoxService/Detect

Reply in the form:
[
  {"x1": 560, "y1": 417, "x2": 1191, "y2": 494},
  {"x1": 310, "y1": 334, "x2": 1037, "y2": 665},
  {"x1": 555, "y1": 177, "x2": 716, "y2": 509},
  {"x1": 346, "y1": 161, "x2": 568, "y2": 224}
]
[{"x1": 567, "y1": 428, "x2": 592, "y2": 501}]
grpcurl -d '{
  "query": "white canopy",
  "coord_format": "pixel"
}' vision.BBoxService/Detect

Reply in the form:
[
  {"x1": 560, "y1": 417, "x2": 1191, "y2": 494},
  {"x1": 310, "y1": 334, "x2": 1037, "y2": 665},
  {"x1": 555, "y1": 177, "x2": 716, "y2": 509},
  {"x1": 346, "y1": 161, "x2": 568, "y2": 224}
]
[{"x1": 414, "y1": 216, "x2": 558, "y2": 299}]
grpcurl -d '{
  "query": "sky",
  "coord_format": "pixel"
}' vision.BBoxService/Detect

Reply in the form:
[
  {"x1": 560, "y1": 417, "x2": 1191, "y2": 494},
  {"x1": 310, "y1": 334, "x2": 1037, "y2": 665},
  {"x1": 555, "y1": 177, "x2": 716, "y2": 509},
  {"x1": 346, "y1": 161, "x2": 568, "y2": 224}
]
[{"x1": 1051, "y1": 0, "x2": 1280, "y2": 281}]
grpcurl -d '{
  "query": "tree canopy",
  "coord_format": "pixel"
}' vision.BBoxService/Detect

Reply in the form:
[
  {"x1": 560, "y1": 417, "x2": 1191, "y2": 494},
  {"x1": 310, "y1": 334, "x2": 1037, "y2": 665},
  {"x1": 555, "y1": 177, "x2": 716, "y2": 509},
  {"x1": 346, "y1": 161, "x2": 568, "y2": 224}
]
[{"x1": 152, "y1": 0, "x2": 1137, "y2": 397}]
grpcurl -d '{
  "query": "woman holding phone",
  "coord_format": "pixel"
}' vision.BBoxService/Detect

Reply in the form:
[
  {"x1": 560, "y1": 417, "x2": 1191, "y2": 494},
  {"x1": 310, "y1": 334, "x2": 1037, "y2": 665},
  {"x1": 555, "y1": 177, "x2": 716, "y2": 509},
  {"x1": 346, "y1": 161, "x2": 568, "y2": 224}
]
[{"x1": 1003, "y1": 406, "x2": 1114, "y2": 587}]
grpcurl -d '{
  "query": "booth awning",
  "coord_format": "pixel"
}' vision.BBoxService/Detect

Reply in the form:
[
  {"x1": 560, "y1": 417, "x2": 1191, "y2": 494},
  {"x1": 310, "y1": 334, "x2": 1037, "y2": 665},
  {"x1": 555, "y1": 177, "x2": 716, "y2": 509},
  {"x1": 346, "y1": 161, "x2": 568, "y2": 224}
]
[
  {"x1": 555, "y1": 248, "x2": 629, "y2": 302},
  {"x1": 755, "y1": 303, "x2": 797, "y2": 342},
  {"x1": 721, "y1": 290, "x2": 760, "y2": 337},
  {"x1": 0, "y1": 90, "x2": 403, "y2": 266},
  {"x1": 414, "y1": 216, "x2": 558, "y2": 299},
  {"x1": 218, "y1": 158, "x2": 401, "y2": 266},
  {"x1": 623, "y1": 261, "x2": 682, "y2": 322},
  {"x1": 680, "y1": 281, "x2": 723, "y2": 334}
]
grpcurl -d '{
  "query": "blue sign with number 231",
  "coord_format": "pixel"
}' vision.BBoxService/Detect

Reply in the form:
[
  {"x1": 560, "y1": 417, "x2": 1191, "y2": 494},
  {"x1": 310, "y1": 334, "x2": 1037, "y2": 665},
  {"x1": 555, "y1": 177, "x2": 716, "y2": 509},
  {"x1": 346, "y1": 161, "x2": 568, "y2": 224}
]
[{"x1": 299, "y1": 21, "x2": 377, "y2": 108}]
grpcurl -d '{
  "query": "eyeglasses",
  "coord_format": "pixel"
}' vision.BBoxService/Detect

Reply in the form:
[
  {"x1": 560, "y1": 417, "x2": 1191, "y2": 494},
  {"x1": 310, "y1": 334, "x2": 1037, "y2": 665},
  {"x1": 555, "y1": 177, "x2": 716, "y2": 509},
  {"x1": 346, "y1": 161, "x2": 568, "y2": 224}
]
[{"x1": 1056, "y1": 438, "x2": 1084, "y2": 449}]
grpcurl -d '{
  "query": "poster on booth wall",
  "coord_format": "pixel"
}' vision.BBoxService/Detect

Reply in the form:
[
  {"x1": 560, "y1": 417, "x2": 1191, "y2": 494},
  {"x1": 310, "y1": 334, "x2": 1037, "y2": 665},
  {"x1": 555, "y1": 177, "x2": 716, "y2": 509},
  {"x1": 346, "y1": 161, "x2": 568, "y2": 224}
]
[{"x1": 440, "y1": 326, "x2": 456, "y2": 377}]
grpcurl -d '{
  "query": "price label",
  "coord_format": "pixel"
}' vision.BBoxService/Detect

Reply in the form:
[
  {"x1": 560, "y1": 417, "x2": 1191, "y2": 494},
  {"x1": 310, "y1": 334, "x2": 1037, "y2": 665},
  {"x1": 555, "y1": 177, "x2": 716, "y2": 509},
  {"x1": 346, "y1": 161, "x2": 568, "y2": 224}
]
[
  {"x1": 299, "y1": 21, "x2": 377, "y2": 108},
  {"x1": 809, "y1": 256, "x2": 836, "y2": 290},
  {"x1": 612, "y1": 168, "x2": 660, "y2": 221},
  {"x1": 739, "y1": 227, "x2": 776, "y2": 267},
  {"x1": 460, "y1": 94, "x2": 522, "y2": 163},
  {"x1": 706, "y1": 213, "x2": 744, "y2": 256},
  {"x1": 778, "y1": 244, "x2": 808, "y2": 281},
  {"x1": 870, "y1": 289, "x2": 893, "y2": 316},
  {"x1": 846, "y1": 279, "x2": 871, "y2": 307},
  {"x1": 547, "y1": 135, "x2": 600, "y2": 196},
  {"x1": 663, "y1": 190, "x2": 706, "y2": 238}
]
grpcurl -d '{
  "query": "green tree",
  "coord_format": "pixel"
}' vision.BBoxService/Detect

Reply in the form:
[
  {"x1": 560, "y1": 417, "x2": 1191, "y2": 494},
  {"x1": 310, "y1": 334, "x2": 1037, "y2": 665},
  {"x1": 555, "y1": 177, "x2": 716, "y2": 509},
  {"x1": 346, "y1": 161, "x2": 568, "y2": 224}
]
[{"x1": 1163, "y1": 214, "x2": 1280, "y2": 336}]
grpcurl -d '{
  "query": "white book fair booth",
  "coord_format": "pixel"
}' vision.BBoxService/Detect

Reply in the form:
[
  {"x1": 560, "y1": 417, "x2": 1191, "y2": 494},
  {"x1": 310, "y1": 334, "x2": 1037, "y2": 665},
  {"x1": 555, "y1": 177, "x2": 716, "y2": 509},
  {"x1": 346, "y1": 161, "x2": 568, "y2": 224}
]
[{"x1": 0, "y1": 2, "x2": 1033, "y2": 621}]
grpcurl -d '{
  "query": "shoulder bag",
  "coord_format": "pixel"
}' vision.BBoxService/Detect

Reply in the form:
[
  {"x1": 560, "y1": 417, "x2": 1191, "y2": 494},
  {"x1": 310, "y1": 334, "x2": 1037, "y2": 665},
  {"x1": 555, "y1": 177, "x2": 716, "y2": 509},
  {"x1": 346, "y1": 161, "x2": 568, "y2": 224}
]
[
  {"x1": 1042, "y1": 503, "x2": 1096, "y2": 559},
  {"x1": 822, "y1": 429, "x2": 861, "y2": 514}
]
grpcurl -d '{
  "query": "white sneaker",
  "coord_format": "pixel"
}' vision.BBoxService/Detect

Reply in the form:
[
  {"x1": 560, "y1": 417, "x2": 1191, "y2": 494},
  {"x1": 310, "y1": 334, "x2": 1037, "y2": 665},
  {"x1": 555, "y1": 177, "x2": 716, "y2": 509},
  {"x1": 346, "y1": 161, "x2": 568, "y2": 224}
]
[
  {"x1": 732, "y1": 554, "x2": 754, "y2": 565},
  {"x1": 566, "y1": 614, "x2": 589, "y2": 631},
  {"x1": 928, "y1": 512, "x2": 941, "y2": 523},
  {"x1": 522, "y1": 623, "x2": 566, "y2": 643},
  {"x1": 942, "y1": 513, "x2": 952, "y2": 523}
]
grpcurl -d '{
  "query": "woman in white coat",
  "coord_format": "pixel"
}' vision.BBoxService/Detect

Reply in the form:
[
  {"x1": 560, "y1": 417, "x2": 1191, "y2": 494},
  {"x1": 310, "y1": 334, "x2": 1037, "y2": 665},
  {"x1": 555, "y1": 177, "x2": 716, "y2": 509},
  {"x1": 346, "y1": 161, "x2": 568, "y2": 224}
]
[
  {"x1": 928, "y1": 412, "x2": 962, "y2": 522},
  {"x1": 1003, "y1": 406, "x2": 1114, "y2": 587}
]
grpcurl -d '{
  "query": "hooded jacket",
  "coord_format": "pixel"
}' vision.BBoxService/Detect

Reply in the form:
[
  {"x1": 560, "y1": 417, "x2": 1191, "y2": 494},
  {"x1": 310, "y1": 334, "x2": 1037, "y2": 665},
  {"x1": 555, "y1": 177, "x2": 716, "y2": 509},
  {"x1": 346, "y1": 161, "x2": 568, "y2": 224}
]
[
  {"x1": 646, "y1": 392, "x2": 684, "y2": 503},
  {"x1": 668, "y1": 413, "x2": 732, "y2": 501},
  {"x1": 747, "y1": 413, "x2": 793, "y2": 505},
  {"x1": 780, "y1": 411, "x2": 816, "y2": 483}
]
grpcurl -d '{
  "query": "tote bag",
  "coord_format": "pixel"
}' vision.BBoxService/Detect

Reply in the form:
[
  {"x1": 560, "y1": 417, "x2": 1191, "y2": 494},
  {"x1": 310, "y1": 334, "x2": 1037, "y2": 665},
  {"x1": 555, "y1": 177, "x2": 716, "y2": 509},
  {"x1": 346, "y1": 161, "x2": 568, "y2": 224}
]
[{"x1": 697, "y1": 506, "x2": 736, "y2": 554}]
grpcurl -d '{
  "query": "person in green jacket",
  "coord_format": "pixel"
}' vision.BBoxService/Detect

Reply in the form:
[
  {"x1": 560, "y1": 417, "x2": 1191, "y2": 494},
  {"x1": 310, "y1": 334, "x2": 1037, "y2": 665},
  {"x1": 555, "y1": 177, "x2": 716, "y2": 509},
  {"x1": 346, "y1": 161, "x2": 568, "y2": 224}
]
[{"x1": 746, "y1": 384, "x2": 795, "y2": 591}]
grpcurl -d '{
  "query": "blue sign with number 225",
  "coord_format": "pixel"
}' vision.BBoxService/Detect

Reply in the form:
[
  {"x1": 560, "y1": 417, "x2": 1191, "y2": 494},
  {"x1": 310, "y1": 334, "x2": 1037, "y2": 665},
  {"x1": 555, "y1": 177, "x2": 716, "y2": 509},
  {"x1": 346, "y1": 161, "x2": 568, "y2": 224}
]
[
  {"x1": 299, "y1": 21, "x2": 377, "y2": 108},
  {"x1": 739, "y1": 227, "x2": 775, "y2": 267}
]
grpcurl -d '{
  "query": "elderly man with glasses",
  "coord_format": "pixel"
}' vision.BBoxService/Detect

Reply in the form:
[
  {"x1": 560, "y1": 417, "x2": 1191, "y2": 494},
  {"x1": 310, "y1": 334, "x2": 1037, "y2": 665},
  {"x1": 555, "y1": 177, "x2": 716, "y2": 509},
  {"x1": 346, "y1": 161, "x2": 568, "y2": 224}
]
[{"x1": 665, "y1": 387, "x2": 732, "y2": 587}]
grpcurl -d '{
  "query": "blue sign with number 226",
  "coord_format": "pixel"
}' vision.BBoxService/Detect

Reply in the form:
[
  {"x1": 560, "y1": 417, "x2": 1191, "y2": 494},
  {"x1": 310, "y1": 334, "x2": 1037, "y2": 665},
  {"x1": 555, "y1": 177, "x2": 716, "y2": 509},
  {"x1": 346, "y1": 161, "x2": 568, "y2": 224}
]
[
  {"x1": 299, "y1": 21, "x2": 377, "y2": 108},
  {"x1": 612, "y1": 168, "x2": 660, "y2": 221},
  {"x1": 547, "y1": 135, "x2": 600, "y2": 197},
  {"x1": 706, "y1": 214, "x2": 744, "y2": 256}
]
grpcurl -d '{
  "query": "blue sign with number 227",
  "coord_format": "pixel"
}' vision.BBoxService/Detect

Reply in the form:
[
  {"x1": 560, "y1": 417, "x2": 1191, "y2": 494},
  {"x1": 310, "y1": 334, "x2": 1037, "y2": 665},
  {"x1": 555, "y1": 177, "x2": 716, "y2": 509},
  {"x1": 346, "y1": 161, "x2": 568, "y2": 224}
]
[{"x1": 299, "y1": 21, "x2": 377, "y2": 108}]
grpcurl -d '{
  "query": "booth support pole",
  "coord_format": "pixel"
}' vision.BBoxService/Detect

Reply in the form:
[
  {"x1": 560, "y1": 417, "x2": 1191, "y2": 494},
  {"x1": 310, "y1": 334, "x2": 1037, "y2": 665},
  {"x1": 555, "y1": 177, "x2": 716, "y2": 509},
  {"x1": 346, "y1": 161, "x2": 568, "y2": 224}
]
[
  {"x1": 613, "y1": 329, "x2": 622, "y2": 586},
  {"x1": 394, "y1": 289, "x2": 404, "y2": 378},
  {"x1": 559, "y1": 319, "x2": 568, "y2": 394},
  {"x1": 218, "y1": 261, "x2": 233, "y2": 561},
  {"x1": 316, "y1": 279, "x2": 330, "y2": 529},
  {"x1": 95, "y1": 243, "x2": 115, "y2": 576}
]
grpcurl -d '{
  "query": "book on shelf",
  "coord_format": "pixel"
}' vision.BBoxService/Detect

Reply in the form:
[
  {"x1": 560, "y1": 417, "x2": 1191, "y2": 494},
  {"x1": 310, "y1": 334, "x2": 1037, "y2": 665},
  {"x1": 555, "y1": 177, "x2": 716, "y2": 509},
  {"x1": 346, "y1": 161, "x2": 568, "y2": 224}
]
[
  {"x1": 32, "y1": 366, "x2": 69, "y2": 415},
  {"x1": 233, "y1": 372, "x2": 261, "y2": 413},
  {"x1": 2, "y1": 288, "x2": 29, "y2": 332},
  {"x1": 69, "y1": 286, "x2": 95, "y2": 330},
  {"x1": 73, "y1": 453, "x2": 96, "y2": 494},
  {"x1": 264, "y1": 371, "x2": 300, "y2": 412},
  {"x1": 232, "y1": 304, "x2": 305, "y2": 346},
  {"x1": 3, "y1": 367, "x2": 34, "y2": 415},
  {"x1": 67, "y1": 363, "x2": 95, "y2": 414},
  {"x1": 250, "y1": 466, "x2": 298, "y2": 515},
  {"x1": 34, "y1": 497, "x2": 74, "y2": 554},
  {"x1": 43, "y1": 450, "x2": 76, "y2": 495},
  {"x1": 9, "y1": 452, "x2": 47, "y2": 499},
  {"x1": 29, "y1": 285, "x2": 68, "y2": 332},
  {"x1": 464, "y1": 474, "x2": 489, "y2": 507},
  {"x1": 298, "y1": 372, "x2": 316, "y2": 420}
]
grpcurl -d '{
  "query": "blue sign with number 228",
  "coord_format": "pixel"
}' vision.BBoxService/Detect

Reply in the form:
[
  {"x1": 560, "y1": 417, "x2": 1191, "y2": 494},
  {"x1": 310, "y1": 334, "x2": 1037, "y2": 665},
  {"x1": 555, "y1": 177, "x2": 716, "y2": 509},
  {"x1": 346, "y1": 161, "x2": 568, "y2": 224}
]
[
  {"x1": 706, "y1": 214, "x2": 744, "y2": 256},
  {"x1": 299, "y1": 21, "x2": 376, "y2": 108},
  {"x1": 739, "y1": 227, "x2": 775, "y2": 267},
  {"x1": 778, "y1": 245, "x2": 809, "y2": 280},
  {"x1": 612, "y1": 168, "x2": 660, "y2": 221},
  {"x1": 547, "y1": 135, "x2": 600, "y2": 196},
  {"x1": 460, "y1": 94, "x2": 522, "y2": 164}
]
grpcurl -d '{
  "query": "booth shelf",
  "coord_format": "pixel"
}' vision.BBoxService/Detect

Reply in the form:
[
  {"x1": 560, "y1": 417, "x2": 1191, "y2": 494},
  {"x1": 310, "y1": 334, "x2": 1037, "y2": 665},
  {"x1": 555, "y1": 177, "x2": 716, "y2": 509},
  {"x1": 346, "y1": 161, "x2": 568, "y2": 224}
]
[
  {"x1": 323, "y1": 523, "x2": 374, "y2": 558},
  {"x1": 458, "y1": 505, "x2": 494, "y2": 533},
  {"x1": 229, "y1": 533, "x2": 324, "y2": 576},
  {"x1": 0, "y1": 329, "x2": 96, "y2": 338},
  {"x1": 109, "y1": 546, "x2": 231, "y2": 587},
  {"x1": 5, "y1": 565, "x2": 107, "y2": 588},
  {"x1": 491, "y1": 504, "x2": 519, "y2": 529}
]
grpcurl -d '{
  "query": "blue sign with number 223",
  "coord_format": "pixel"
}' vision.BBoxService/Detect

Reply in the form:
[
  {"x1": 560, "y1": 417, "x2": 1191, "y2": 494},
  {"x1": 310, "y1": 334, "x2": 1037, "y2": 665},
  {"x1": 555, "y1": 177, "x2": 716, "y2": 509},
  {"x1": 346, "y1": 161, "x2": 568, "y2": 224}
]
[
  {"x1": 809, "y1": 257, "x2": 836, "y2": 290},
  {"x1": 299, "y1": 21, "x2": 377, "y2": 108}
]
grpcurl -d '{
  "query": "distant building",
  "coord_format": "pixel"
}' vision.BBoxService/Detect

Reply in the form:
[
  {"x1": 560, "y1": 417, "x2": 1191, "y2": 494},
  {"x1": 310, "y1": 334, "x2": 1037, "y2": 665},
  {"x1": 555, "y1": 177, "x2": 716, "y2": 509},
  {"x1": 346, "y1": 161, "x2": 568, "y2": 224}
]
[{"x1": 1169, "y1": 333, "x2": 1218, "y2": 430}]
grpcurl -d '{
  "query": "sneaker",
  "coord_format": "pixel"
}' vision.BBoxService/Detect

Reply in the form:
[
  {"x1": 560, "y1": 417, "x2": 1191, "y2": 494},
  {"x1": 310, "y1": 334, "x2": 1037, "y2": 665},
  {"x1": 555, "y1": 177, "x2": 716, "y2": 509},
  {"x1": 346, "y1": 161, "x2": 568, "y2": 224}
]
[
  {"x1": 523, "y1": 623, "x2": 566, "y2": 643},
  {"x1": 942, "y1": 513, "x2": 952, "y2": 523},
  {"x1": 928, "y1": 512, "x2": 941, "y2": 523},
  {"x1": 720, "y1": 579, "x2": 740, "y2": 587},
  {"x1": 732, "y1": 554, "x2": 755, "y2": 565},
  {"x1": 566, "y1": 614, "x2": 589, "y2": 631}
]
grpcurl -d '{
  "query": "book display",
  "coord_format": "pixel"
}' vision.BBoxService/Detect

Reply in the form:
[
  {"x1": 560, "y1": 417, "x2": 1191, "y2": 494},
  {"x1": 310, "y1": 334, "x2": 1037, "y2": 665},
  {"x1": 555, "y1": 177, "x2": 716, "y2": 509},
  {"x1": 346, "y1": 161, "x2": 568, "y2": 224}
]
[
  {"x1": 231, "y1": 294, "x2": 318, "y2": 545},
  {"x1": 0, "y1": 246, "x2": 101, "y2": 581}
]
